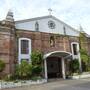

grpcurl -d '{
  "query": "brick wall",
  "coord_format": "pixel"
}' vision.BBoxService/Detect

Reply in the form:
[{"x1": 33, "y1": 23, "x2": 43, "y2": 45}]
[{"x1": 16, "y1": 30, "x2": 79, "y2": 55}]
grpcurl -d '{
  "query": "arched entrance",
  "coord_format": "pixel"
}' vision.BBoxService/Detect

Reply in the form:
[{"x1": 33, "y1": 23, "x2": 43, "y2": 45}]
[
  {"x1": 44, "y1": 51, "x2": 72, "y2": 80},
  {"x1": 47, "y1": 56, "x2": 62, "y2": 79}
]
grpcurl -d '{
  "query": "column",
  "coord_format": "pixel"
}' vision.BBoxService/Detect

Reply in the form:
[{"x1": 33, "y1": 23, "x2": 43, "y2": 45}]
[
  {"x1": 77, "y1": 44, "x2": 82, "y2": 73},
  {"x1": 44, "y1": 59, "x2": 48, "y2": 81},
  {"x1": 78, "y1": 52, "x2": 82, "y2": 73},
  {"x1": 62, "y1": 57, "x2": 66, "y2": 79}
]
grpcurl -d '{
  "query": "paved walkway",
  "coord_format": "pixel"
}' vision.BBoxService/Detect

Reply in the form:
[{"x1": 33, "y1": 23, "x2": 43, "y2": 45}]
[{"x1": 3, "y1": 79, "x2": 90, "y2": 90}]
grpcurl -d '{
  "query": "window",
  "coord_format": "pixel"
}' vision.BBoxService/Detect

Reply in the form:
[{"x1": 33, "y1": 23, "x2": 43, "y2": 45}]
[
  {"x1": 72, "y1": 44, "x2": 78, "y2": 55},
  {"x1": 48, "y1": 20, "x2": 56, "y2": 29},
  {"x1": 21, "y1": 40, "x2": 29, "y2": 54},
  {"x1": 50, "y1": 36, "x2": 55, "y2": 47},
  {"x1": 18, "y1": 38, "x2": 31, "y2": 64},
  {"x1": 35, "y1": 21, "x2": 39, "y2": 31},
  {"x1": 71, "y1": 42, "x2": 79, "y2": 55}
]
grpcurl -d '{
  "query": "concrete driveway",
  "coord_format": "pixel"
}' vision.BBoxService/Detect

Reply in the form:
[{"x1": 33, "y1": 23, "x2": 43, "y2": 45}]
[{"x1": 4, "y1": 79, "x2": 90, "y2": 90}]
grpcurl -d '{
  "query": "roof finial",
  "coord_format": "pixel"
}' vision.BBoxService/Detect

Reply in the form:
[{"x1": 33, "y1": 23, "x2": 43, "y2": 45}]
[
  {"x1": 6, "y1": 9, "x2": 14, "y2": 22},
  {"x1": 48, "y1": 8, "x2": 52, "y2": 15}
]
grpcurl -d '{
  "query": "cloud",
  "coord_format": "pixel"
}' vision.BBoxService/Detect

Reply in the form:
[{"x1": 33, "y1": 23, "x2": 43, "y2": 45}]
[{"x1": 0, "y1": 0, "x2": 90, "y2": 34}]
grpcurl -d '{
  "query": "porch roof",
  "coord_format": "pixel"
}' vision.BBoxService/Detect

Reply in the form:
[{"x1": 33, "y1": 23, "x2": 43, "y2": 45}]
[{"x1": 44, "y1": 51, "x2": 72, "y2": 59}]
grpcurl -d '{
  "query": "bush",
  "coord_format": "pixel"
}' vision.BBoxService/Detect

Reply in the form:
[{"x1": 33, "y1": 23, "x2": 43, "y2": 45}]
[
  {"x1": 31, "y1": 51, "x2": 43, "y2": 65},
  {"x1": 32, "y1": 65, "x2": 42, "y2": 75},
  {"x1": 3, "y1": 74, "x2": 14, "y2": 81},
  {"x1": 15, "y1": 60, "x2": 32, "y2": 79},
  {"x1": 15, "y1": 51, "x2": 43, "y2": 80},
  {"x1": 31, "y1": 51, "x2": 43, "y2": 76},
  {"x1": 0, "y1": 60, "x2": 5, "y2": 72},
  {"x1": 70, "y1": 59, "x2": 79, "y2": 73},
  {"x1": 80, "y1": 49, "x2": 90, "y2": 71}
]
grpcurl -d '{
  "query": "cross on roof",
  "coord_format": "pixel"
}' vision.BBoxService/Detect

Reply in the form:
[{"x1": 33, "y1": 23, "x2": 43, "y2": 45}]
[{"x1": 48, "y1": 8, "x2": 52, "y2": 15}]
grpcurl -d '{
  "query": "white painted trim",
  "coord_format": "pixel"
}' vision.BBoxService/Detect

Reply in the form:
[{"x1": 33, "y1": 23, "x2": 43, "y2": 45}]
[
  {"x1": 71, "y1": 42, "x2": 79, "y2": 59},
  {"x1": 62, "y1": 57, "x2": 66, "y2": 79},
  {"x1": 44, "y1": 51, "x2": 72, "y2": 59},
  {"x1": 44, "y1": 59, "x2": 48, "y2": 80},
  {"x1": 18, "y1": 38, "x2": 31, "y2": 64}
]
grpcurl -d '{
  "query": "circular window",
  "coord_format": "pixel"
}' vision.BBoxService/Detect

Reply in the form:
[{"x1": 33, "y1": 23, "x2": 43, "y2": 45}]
[{"x1": 48, "y1": 20, "x2": 56, "y2": 29}]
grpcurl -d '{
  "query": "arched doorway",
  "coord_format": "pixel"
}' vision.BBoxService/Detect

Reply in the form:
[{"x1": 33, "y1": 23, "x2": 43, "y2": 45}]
[
  {"x1": 47, "y1": 56, "x2": 62, "y2": 79},
  {"x1": 44, "y1": 51, "x2": 72, "y2": 80}
]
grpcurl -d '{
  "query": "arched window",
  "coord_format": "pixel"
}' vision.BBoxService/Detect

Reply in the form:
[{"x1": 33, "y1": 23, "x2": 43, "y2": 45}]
[
  {"x1": 18, "y1": 38, "x2": 31, "y2": 64},
  {"x1": 35, "y1": 21, "x2": 39, "y2": 31},
  {"x1": 71, "y1": 42, "x2": 79, "y2": 57}
]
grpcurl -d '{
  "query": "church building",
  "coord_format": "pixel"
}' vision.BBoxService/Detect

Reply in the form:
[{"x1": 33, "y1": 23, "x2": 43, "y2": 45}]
[{"x1": 0, "y1": 11, "x2": 90, "y2": 80}]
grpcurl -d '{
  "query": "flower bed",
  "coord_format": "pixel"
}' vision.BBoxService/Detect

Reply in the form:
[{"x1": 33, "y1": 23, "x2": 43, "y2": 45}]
[{"x1": 0, "y1": 79, "x2": 47, "y2": 89}]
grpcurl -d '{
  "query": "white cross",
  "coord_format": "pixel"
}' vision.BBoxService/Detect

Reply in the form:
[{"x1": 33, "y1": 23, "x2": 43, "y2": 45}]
[{"x1": 48, "y1": 8, "x2": 52, "y2": 15}]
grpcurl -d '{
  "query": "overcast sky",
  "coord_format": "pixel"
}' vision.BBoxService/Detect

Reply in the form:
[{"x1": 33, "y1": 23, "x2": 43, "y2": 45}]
[{"x1": 0, "y1": 0, "x2": 90, "y2": 34}]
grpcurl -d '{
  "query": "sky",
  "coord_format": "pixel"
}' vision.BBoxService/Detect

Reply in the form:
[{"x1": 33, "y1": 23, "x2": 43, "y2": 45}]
[{"x1": 0, "y1": 0, "x2": 90, "y2": 34}]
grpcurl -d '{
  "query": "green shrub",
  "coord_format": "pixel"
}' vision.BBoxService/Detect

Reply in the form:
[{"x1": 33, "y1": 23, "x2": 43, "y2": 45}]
[
  {"x1": 15, "y1": 60, "x2": 32, "y2": 79},
  {"x1": 31, "y1": 51, "x2": 43, "y2": 65},
  {"x1": 3, "y1": 74, "x2": 13, "y2": 81},
  {"x1": 0, "y1": 60, "x2": 5, "y2": 72},
  {"x1": 32, "y1": 65, "x2": 42, "y2": 75},
  {"x1": 15, "y1": 51, "x2": 43, "y2": 80},
  {"x1": 70, "y1": 59, "x2": 79, "y2": 73},
  {"x1": 31, "y1": 51, "x2": 43, "y2": 76}
]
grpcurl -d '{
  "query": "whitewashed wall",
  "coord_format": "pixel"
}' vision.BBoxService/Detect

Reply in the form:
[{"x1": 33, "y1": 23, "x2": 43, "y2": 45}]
[{"x1": 15, "y1": 16, "x2": 79, "y2": 36}]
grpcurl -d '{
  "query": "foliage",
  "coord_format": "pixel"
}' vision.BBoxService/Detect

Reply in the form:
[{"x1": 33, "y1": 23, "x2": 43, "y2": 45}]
[
  {"x1": 70, "y1": 59, "x2": 79, "y2": 73},
  {"x1": 0, "y1": 60, "x2": 5, "y2": 72},
  {"x1": 3, "y1": 51, "x2": 43, "y2": 80},
  {"x1": 15, "y1": 60, "x2": 32, "y2": 79},
  {"x1": 79, "y1": 32, "x2": 86, "y2": 44},
  {"x1": 3, "y1": 74, "x2": 14, "y2": 81},
  {"x1": 31, "y1": 51, "x2": 43, "y2": 76},
  {"x1": 80, "y1": 49, "x2": 90, "y2": 64},
  {"x1": 31, "y1": 76, "x2": 42, "y2": 81},
  {"x1": 80, "y1": 49, "x2": 90, "y2": 71},
  {"x1": 79, "y1": 32, "x2": 90, "y2": 71},
  {"x1": 32, "y1": 65, "x2": 42, "y2": 75},
  {"x1": 31, "y1": 51, "x2": 43, "y2": 65},
  {"x1": 14, "y1": 51, "x2": 43, "y2": 80}
]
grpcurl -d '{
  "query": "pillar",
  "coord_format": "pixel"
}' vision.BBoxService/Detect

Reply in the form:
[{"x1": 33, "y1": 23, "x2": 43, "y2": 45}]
[
  {"x1": 62, "y1": 57, "x2": 66, "y2": 79},
  {"x1": 44, "y1": 59, "x2": 48, "y2": 80}
]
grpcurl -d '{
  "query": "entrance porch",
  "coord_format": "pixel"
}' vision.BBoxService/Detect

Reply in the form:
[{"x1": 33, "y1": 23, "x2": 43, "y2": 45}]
[{"x1": 44, "y1": 51, "x2": 72, "y2": 80}]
